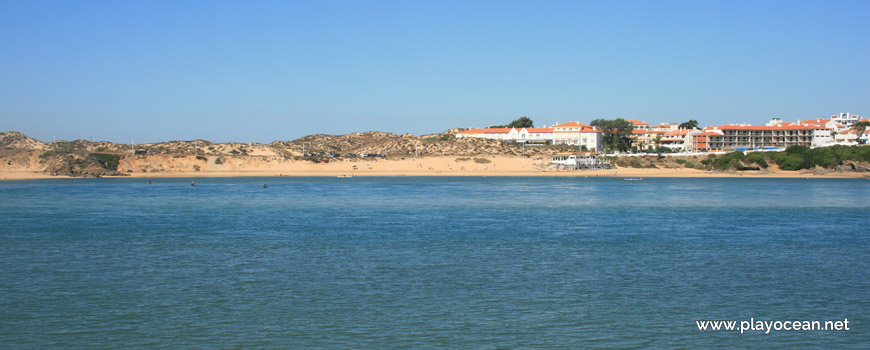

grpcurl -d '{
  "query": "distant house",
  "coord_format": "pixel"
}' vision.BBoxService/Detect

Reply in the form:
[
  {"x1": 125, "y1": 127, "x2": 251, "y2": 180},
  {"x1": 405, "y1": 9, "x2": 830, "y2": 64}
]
[
  {"x1": 551, "y1": 122, "x2": 603, "y2": 153},
  {"x1": 830, "y1": 112, "x2": 861, "y2": 127},
  {"x1": 626, "y1": 119, "x2": 651, "y2": 130},
  {"x1": 630, "y1": 129, "x2": 667, "y2": 151},
  {"x1": 456, "y1": 122, "x2": 603, "y2": 152},
  {"x1": 455, "y1": 127, "x2": 555, "y2": 145},
  {"x1": 660, "y1": 128, "x2": 702, "y2": 152}
]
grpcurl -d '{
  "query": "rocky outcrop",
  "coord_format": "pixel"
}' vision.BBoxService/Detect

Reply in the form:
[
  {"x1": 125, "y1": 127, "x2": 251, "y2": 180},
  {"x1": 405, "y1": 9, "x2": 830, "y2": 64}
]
[
  {"x1": 836, "y1": 161, "x2": 870, "y2": 172},
  {"x1": 41, "y1": 154, "x2": 128, "y2": 178}
]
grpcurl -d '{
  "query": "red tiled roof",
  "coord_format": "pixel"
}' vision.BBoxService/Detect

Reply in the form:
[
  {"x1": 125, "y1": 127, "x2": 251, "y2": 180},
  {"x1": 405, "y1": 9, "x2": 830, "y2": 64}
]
[
  {"x1": 718, "y1": 125, "x2": 822, "y2": 131},
  {"x1": 632, "y1": 129, "x2": 667, "y2": 134},
  {"x1": 665, "y1": 129, "x2": 693, "y2": 136},
  {"x1": 524, "y1": 128, "x2": 554, "y2": 133},
  {"x1": 554, "y1": 127, "x2": 601, "y2": 133},
  {"x1": 626, "y1": 119, "x2": 649, "y2": 125},
  {"x1": 553, "y1": 121, "x2": 591, "y2": 128}
]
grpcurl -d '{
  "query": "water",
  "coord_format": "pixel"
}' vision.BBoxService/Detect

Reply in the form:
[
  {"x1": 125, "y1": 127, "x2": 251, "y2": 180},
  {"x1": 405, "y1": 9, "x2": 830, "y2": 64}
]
[{"x1": 1, "y1": 177, "x2": 868, "y2": 348}]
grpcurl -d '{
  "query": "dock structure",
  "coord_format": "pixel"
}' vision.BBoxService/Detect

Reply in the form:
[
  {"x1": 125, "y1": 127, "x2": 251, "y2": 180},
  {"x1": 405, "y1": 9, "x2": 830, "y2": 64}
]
[{"x1": 551, "y1": 153, "x2": 614, "y2": 170}]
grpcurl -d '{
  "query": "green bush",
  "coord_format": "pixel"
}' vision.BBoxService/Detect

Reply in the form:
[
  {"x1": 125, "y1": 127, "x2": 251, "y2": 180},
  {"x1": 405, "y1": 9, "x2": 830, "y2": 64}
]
[
  {"x1": 712, "y1": 151, "x2": 745, "y2": 169},
  {"x1": 779, "y1": 156, "x2": 804, "y2": 170},
  {"x1": 425, "y1": 136, "x2": 450, "y2": 142},
  {"x1": 766, "y1": 145, "x2": 870, "y2": 170},
  {"x1": 683, "y1": 161, "x2": 695, "y2": 168},
  {"x1": 744, "y1": 152, "x2": 769, "y2": 168},
  {"x1": 630, "y1": 160, "x2": 643, "y2": 168},
  {"x1": 196, "y1": 155, "x2": 207, "y2": 161},
  {"x1": 90, "y1": 153, "x2": 120, "y2": 170},
  {"x1": 214, "y1": 157, "x2": 225, "y2": 165},
  {"x1": 474, "y1": 158, "x2": 491, "y2": 164}
]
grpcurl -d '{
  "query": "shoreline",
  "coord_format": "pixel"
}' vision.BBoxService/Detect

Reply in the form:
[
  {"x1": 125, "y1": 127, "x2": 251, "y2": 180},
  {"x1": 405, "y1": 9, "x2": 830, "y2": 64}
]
[
  {"x1": 3, "y1": 155, "x2": 868, "y2": 180},
  {"x1": 3, "y1": 169, "x2": 868, "y2": 180}
]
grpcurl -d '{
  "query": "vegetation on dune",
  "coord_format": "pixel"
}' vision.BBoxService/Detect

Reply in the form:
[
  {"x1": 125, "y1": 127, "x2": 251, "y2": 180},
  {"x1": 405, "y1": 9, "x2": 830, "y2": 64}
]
[
  {"x1": 424, "y1": 136, "x2": 450, "y2": 142},
  {"x1": 771, "y1": 145, "x2": 870, "y2": 170},
  {"x1": 89, "y1": 153, "x2": 121, "y2": 170},
  {"x1": 699, "y1": 146, "x2": 870, "y2": 171}
]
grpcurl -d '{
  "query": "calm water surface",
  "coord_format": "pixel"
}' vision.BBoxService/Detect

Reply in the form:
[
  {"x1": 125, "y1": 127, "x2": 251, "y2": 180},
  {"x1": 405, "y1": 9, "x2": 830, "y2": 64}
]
[{"x1": 1, "y1": 177, "x2": 868, "y2": 348}]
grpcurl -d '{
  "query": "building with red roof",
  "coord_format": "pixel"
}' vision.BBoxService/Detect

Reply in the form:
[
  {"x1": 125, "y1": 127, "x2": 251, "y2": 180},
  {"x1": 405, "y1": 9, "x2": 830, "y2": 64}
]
[
  {"x1": 706, "y1": 124, "x2": 832, "y2": 150},
  {"x1": 626, "y1": 119, "x2": 651, "y2": 130},
  {"x1": 552, "y1": 122, "x2": 603, "y2": 153}
]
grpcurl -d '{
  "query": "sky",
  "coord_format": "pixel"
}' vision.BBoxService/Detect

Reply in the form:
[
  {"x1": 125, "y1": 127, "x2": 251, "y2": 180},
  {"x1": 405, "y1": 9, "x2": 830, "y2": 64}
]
[{"x1": 1, "y1": 0, "x2": 868, "y2": 143}]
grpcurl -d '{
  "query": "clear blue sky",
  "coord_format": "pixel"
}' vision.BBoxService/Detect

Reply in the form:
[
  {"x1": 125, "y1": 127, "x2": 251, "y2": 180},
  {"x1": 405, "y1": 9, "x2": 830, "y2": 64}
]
[{"x1": 1, "y1": 0, "x2": 868, "y2": 143}]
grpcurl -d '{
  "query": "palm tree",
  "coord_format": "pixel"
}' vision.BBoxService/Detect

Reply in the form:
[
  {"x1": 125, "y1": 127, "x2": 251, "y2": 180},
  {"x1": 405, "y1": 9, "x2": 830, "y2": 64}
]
[{"x1": 654, "y1": 134, "x2": 663, "y2": 158}]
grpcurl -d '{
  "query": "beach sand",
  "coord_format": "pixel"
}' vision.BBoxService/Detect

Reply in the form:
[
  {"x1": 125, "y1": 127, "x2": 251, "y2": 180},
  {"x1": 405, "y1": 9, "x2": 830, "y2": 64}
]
[{"x1": 3, "y1": 156, "x2": 867, "y2": 180}]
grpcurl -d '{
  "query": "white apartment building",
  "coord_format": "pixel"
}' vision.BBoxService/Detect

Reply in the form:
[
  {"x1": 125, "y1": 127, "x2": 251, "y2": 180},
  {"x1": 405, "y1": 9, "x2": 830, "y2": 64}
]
[
  {"x1": 551, "y1": 122, "x2": 603, "y2": 153},
  {"x1": 831, "y1": 113, "x2": 861, "y2": 127},
  {"x1": 456, "y1": 122, "x2": 603, "y2": 153}
]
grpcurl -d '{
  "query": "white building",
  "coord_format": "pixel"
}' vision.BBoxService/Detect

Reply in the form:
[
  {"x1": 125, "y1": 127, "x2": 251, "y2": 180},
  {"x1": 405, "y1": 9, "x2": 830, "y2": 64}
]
[
  {"x1": 552, "y1": 122, "x2": 603, "y2": 153},
  {"x1": 627, "y1": 119, "x2": 651, "y2": 130},
  {"x1": 456, "y1": 122, "x2": 604, "y2": 153},
  {"x1": 518, "y1": 128, "x2": 554, "y2": 143},
  {"x1": 831, "y1": 113, "x2": 861, "y2": 127}
]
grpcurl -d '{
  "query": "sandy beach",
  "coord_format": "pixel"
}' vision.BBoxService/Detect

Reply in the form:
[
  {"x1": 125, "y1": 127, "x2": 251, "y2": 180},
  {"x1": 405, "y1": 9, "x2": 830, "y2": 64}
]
[{"x1": 3, "y1": 156, "x2": 867, "y2": 180}]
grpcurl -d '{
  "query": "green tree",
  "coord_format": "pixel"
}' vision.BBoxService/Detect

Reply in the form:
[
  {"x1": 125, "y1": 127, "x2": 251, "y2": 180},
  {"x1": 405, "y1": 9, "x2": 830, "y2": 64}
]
[
  {"x1": 490, "y1": 116, "x2": 534, "y2": 129},
  {"x1": 654, "y1": 134, "x2": 663, "y2": 158},
  {"x1": 507, "y1": 116, "x2": 534, "y2": 128},
  {"x1": 679, "y1": 119, "x2": 699, "y2": 129},
  {"x1": 590, "y1": 118, "x2": 633, "y2": 153}
]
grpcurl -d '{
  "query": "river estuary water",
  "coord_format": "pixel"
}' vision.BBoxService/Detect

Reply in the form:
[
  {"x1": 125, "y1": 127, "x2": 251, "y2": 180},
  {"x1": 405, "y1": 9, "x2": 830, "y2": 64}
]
[{"x1": 1, "y1": 176, "x2": 868, "y2": 348}]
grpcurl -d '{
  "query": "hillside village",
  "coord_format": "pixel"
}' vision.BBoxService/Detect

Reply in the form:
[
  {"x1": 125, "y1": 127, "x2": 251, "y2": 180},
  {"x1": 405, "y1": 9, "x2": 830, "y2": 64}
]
[{"x1": 456, "y1": 112, "x2": 870, "y2": 154}]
